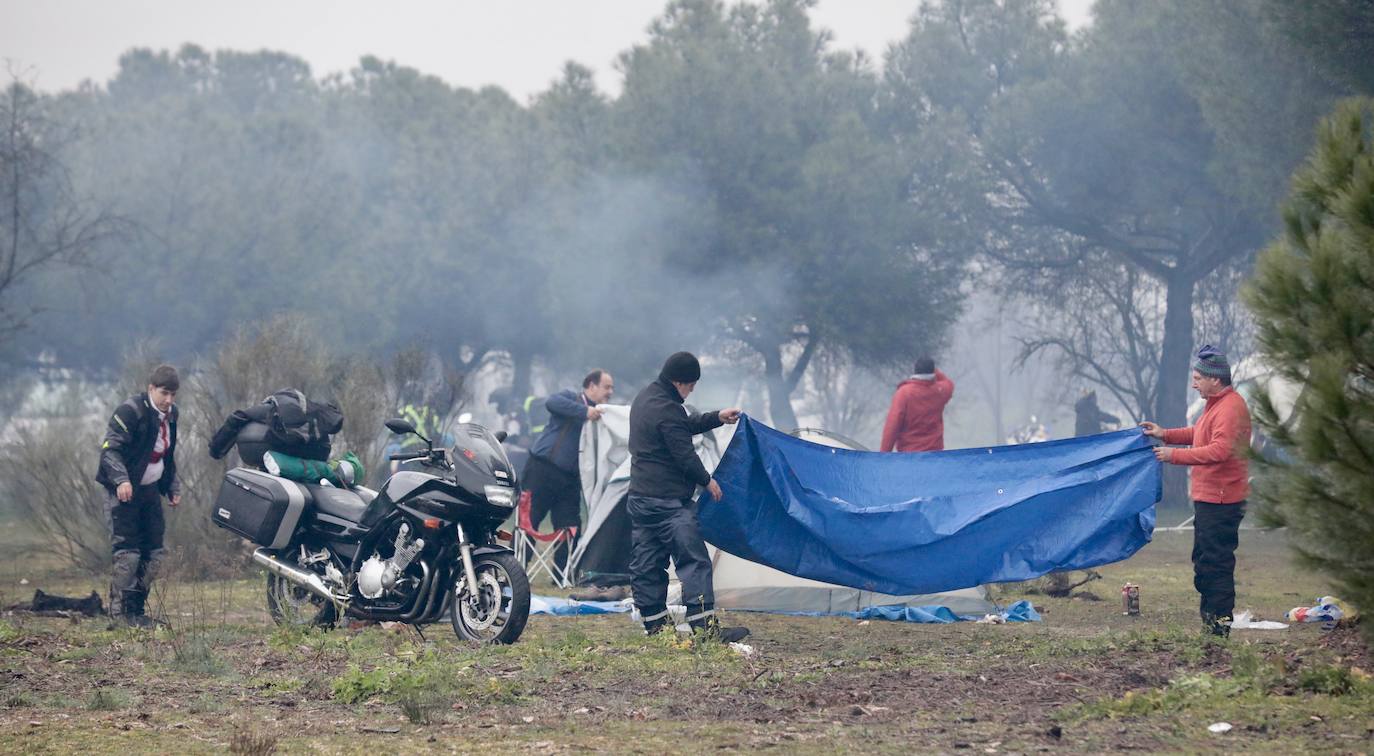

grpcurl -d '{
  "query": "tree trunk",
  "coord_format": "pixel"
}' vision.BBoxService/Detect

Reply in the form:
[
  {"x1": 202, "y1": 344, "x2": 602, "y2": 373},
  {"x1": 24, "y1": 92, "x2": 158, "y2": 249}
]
[
  {"x1": 1156, "y1": 273, "x2": 1196, "y2": 509},
  {"x1": 762, "y1": 348, "x2": 799, "y2": 431}
]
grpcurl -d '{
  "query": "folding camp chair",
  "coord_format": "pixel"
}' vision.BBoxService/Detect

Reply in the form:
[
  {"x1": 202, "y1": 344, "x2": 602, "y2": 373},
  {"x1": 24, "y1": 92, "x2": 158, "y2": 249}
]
[{"x1": 512, "y1": 490, "x2": 578, "y2": 588}]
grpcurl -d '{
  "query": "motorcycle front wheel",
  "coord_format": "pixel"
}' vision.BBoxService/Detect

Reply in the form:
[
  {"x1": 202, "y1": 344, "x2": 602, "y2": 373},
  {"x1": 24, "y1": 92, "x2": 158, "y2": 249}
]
[
  {"x1": 450, "y1": 552, "x2": 530, "y2": 644},
  {"x1": 265, "y1": 573, "x2": 337, "y2": 628}
]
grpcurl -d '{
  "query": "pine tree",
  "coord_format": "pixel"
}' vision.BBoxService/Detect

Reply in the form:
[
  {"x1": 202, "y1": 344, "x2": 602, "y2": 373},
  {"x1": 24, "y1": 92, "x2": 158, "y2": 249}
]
[{"x1": 1244, "y1": 98, "x2": 1374, "y2": 643}]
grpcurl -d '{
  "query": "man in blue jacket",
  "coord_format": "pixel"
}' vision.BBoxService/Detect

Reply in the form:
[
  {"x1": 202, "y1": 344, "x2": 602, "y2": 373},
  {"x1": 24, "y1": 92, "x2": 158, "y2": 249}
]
[
  {"x1": 628, "y1": 352, "x2": 747, "y2": 642},
  {"x1": 523, "y1": 369, "x2": 615, "y2": 574}
]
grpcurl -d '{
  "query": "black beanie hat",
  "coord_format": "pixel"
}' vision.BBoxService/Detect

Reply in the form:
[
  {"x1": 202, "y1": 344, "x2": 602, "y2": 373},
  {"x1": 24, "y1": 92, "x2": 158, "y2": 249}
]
[{"x1": 659, "y1": 351, "x2": 702, "y2": 383}]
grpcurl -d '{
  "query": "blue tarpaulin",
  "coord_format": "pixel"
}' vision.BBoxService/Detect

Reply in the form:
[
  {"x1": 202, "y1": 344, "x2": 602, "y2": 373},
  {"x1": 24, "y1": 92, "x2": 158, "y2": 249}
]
[
  {"x1": 698, "y1": 417, "x2": 1159, "y2": 596},
  {"x1": 782, "y1": 599, "x2": 1041, "y2": 624},
  {"x1": 529, "y1": 595, "x2": 632, "y2": 616},
  {"x1": 528, "y1": 596, "x2": 1041, "y2": 624},
  {"x1": 854, "y1": 599, "x2": 1041, "y2": 624}
]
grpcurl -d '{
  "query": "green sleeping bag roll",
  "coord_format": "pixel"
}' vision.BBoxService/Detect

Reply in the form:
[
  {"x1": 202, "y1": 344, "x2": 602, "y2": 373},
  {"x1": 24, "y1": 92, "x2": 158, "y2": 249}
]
[{"x1": 263, "y1": 450, "x2": 365, "y2": 487}]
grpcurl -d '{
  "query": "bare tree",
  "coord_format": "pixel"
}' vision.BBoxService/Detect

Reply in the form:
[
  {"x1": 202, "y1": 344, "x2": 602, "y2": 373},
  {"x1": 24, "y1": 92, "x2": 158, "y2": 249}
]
[
  {"x1": 0, "y1": 416, "x2": 110, "y2": 573},
  {"x1": 0, "y1": 316, "x2": 481, "y2": 577},
  {"x1": 1012, "y1": 256, "x2": 1164, "y2": 424},
  {"x1": 1012, "y1": 253, "x2": 1255, "y2": 426},
  {"x1": 947, "y1": 292, "x2": 1062, "y2": 445},
  {"x1": 0, "y1": 70, "x2": 122, "y2": 342},
  {"x1": 1193, "y1": 260, "x2": 1256, "y2": 362},
  {"x1": 794, "y1": 345, "x2": 884, "y2": 444}
]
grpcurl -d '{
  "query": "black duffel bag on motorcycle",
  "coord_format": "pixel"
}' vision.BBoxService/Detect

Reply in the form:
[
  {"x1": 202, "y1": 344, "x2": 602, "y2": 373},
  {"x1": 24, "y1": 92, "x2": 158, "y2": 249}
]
[{"x1": 208, "y1": 389, "x2": 344, "y2": 466}]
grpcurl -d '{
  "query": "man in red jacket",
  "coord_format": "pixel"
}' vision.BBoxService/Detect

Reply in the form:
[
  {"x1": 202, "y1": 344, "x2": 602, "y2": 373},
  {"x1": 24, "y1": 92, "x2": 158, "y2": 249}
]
[
  {"x1": 881, "y1": 356, "x2": 955, "y2": 452},
  {"x1": 1141, "y1": 345, "x2": 1251, "y2": 637}
]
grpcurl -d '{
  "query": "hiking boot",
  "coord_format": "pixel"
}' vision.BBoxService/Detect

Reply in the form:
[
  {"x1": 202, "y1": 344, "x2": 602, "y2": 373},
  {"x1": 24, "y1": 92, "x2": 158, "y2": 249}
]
[
  {"x1": 119, "y1": 590, "x2": 156, "y2": 630},
  {"x1": 123, "y1": 613, "x2": 157, "y2": 629},
  {"x1": 707, "y1": 625, "x2": 751, "y2": 644},
  {"x1": 689, "y1": 616, "x2": 750, "y2": 644},
  {"x1": 108, "y1": 610, "x2": 156, "y2": 630},
  {"x1": 643, "y1": 618, "x2": 669, "y2": 636},
  {"x1": 1203, "y1": 614, "x2": 1232, "y2": 638}
]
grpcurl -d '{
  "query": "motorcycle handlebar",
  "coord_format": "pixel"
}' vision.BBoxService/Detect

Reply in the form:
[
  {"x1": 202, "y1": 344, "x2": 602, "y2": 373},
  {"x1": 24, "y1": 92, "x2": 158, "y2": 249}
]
[{"x1": 389, "y1": 450, "x2": 428, "y2": 462}]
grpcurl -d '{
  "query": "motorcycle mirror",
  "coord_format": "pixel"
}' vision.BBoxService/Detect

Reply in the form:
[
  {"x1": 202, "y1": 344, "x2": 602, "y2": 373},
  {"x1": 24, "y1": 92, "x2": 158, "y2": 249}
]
[
  {"x1": 495, "y1": 430, "x2": 508, "y2": 443},
  {"x1": 385, "y1": 418, "x2": 416, "y2": 435}
]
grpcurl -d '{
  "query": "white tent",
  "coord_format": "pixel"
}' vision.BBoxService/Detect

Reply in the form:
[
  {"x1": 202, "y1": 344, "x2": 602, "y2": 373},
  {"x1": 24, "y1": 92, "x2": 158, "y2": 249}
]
[{"x1": 571, "y1": 405, "x2": 995, "y2": 616}]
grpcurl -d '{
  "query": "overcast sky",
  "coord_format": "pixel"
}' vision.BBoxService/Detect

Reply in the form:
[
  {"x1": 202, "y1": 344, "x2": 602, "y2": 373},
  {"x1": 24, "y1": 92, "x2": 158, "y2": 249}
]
[{"x1": 1, "y1": 1, "x2": 1094, "y2": 100}]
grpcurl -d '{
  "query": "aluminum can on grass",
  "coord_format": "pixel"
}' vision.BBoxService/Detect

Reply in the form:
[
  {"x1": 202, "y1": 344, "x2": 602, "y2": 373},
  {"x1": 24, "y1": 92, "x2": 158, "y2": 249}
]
[{"x1": 1121, "y1": 583, "x2": 1140, "y2": 616}]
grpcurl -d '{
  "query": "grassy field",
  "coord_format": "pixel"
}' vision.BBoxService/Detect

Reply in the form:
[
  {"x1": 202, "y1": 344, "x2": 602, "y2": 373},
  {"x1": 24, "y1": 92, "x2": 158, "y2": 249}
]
[{"x1": 0, "y1": 523, "x2": 1369, "y2": 754}]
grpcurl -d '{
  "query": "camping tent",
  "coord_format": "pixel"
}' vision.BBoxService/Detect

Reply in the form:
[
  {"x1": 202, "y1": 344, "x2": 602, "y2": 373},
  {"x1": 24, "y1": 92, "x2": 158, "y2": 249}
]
[
  {"x1": 570, "y1": 404, "x2": 726, "y2": 586},
  {"x1": 570, "y1": 406, "x2": 996, "y2": 616},
  {"x1": 568, "y1": 404, "x2": 642, "y2": 587}
]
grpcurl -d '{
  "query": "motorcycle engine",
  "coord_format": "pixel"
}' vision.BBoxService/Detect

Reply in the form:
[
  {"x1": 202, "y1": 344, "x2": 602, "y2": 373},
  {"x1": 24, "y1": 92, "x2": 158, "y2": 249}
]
[
  {"x1": 358, "y1": 523, "x2": 425, "y2": 599},
  {"x1": 357, "y1": 555, "x2": 389, "y2": 599}
]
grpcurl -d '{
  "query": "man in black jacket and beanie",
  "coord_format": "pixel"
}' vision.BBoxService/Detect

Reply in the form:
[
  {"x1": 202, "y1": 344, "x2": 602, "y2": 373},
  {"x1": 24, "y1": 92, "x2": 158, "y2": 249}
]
[
  {"x1": 95, "y1": 364, "x2": 182, "y2": 628},
  {"x1": 628, "y1": 351, "x2": 748, "y2": 642}
]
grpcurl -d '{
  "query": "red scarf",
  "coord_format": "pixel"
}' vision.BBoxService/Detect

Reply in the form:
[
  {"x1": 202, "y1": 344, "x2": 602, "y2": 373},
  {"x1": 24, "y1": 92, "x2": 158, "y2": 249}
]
[{"x1": 148, "y1": 414, "x2": 169, "y2": 464}]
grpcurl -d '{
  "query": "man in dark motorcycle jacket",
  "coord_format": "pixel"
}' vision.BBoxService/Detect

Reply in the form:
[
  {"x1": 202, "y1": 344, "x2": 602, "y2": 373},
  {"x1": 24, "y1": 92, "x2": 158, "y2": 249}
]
[
  {"x1": 95, "y1": 365, "x2": 182, "y2": 628},
  {"x1": 627, "y1": 351, "x2": 748, "y2": 643}
]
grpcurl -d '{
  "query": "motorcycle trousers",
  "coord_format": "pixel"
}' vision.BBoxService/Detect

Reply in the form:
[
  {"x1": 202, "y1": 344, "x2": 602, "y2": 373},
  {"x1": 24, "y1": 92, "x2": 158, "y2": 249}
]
[
  {"x1": 627, "y1": 495, "x2": 714, "y2": 628},
  {"x1": 105, "y1": 484, "x2": 167, "y2": 617}
]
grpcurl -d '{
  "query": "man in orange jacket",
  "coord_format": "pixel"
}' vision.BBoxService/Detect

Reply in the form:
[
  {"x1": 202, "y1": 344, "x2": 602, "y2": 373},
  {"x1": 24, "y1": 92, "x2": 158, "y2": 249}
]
[
  {"x1": 881, "y1": 356, "x2": 955, "y2": 452},
  {"x1": 1141, "y1": 345, "x2": 1251, "y2": 637}
]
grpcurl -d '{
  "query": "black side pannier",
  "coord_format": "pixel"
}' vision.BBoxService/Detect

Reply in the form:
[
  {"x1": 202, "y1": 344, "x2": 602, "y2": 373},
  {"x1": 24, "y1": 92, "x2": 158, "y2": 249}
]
[
  {"x1": 234, "y1": 421, "x2": 331, "y2": 467},
  {"x1": 211, "y1": 468, "x2": 307, "y2": 549}
]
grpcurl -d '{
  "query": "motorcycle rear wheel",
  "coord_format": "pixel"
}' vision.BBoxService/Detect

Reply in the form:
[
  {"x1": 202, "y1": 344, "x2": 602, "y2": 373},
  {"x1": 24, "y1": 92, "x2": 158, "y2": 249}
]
[
  {"x1": 450, "y1": 552, "x2": 530, "y2": 644},
  {"x1": 265, "y1": 573, "x2": 337, "y2": 628}
]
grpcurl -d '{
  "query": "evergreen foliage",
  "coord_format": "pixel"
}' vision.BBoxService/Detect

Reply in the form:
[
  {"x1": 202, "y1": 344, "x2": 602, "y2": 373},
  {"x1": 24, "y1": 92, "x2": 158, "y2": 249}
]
[{"x1": 1244, "y1": 98, "x2": 1374, "y2": 642}]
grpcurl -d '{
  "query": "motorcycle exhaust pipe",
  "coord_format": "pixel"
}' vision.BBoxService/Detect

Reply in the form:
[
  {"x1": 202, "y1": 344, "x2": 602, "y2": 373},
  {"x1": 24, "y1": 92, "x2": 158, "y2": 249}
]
[{"x1": 252, "y1": 548, "x2": 347, "y2": 605}]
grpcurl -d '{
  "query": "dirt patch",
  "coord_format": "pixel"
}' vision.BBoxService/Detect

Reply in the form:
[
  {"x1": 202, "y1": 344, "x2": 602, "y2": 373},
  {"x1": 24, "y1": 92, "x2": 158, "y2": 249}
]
[
  {"x1": 1314, "y1": 624, "x2": 1370, "y2": 667},
  {"x1": 2, "y1": 532, "x2": 1370, "y2": 752}
]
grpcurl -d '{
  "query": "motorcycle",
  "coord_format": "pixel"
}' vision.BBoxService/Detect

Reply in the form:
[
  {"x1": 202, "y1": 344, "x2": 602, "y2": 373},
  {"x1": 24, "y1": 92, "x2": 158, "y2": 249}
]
[{"x1": 211, "y1": 417, "x2": 530, "y2": 644}]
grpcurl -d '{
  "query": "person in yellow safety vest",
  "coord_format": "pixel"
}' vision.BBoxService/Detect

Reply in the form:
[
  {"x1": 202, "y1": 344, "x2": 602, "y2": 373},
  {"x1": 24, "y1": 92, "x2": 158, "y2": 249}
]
[
  {"x1": 391, "y1": 403, "x2": 450, "y2": 473},
  {"x1": 398, "y1": 404, "x2": 441, "y2": 450},
  {"x1": 523, "y1": 395, "x2": 549, "y2": 437}
]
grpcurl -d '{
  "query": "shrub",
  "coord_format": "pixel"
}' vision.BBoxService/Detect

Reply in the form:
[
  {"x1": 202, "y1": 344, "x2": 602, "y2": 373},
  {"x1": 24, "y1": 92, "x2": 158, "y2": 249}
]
[
  {"x1": 0, "y1": 416, "x2": 110, "y2": 573},
  {"x1": 331, "y1": 650, "x2": 524, "y2": 714},
  {"x1": 0, "y1": 314, "x2": 473, "y2": 576},
  {"x1": 85, "y1": 688, "x2": 130, "y2": 710},
  {"x1": 1244, "y1": 98, "x2": 1374, "y2": 645},
  {"x1": 169, "y1": 635, "x2": 229, "y2": 676},
  {"x1": 228, "y1": 726, "x2": 279, "y2": 755}
]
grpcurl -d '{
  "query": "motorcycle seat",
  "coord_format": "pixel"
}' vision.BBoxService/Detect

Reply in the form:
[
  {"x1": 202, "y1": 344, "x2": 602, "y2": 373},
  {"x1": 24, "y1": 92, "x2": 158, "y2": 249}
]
[{"x1": 305, "y1": 484, "x2": 370, "y2": 522}]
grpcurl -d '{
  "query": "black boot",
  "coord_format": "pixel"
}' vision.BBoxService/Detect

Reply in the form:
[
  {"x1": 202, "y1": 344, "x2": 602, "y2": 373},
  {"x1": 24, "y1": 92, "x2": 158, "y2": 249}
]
[
  {"x1": 643, "y1": 618, "x2": 669, "y2": 636},
  {"x1": 123, "y1": 591, "x2": 155, "y2": 629},
  {"x1": 1202, "y1": 613, "x2": 1231, "y2": 638},
  {"x1": 689, "y1": 615, "x2": 750, "y2": 644}
]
